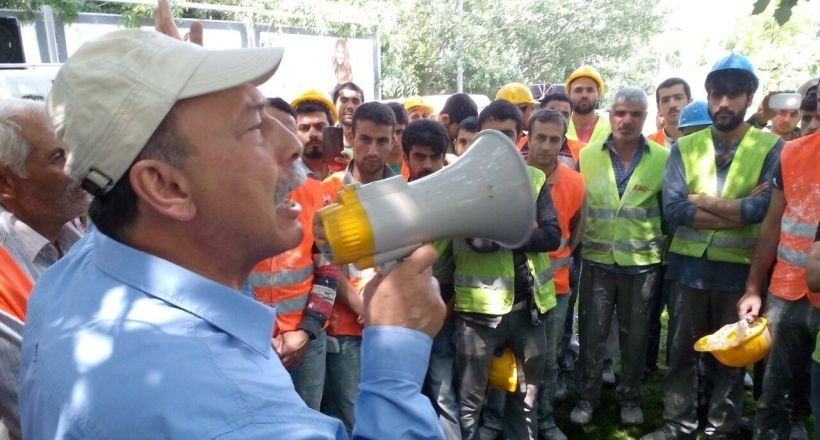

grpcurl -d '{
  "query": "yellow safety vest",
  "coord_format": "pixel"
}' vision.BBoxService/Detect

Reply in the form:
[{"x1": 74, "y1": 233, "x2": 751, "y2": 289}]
[
  {"x1": 579, "y1": 141, "x2": 669, "y2": 266},
  {"x1": 668, "y1": 127, "x2": 779, "y2": 264},
  {"x1": 453, "y1": 167, "x2": 556, "y2": 315}
]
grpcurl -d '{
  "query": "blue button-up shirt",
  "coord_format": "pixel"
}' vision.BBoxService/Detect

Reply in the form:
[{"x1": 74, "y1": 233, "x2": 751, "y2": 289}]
[{"x1": 20, "y1": 231, "x2": 443, "y2": 439}]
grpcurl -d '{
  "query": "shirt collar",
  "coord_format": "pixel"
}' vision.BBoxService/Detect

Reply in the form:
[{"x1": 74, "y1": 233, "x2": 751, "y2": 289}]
[
  {"x1": 602, "y1": 134, "x2": 652, "y2": 154},
  {"x1": 344, "y1": 160, "x2": 395, "y2": 184},
  {"x1": 93, "y1": 232, "x2": 276, "y2": 358}
]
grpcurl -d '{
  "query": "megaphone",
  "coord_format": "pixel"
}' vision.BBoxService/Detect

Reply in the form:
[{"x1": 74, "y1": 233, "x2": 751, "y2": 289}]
[{"x1": 314, "y1": 129, "x2": 535, "y2": 269}]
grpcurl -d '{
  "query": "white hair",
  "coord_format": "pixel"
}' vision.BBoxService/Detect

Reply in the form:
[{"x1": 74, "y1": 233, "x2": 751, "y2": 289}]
[
  {"x1": 0, "y1": 98, "x2": 48, "y2": 178},
  {"x1": 610, "y1": 87, "x2": 649, "y2": 113}
]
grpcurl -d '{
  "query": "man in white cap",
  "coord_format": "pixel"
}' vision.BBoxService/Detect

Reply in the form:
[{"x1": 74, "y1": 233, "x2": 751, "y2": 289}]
[{"x1": 18, "y1": 24, "x2": 446, "y2": 440}]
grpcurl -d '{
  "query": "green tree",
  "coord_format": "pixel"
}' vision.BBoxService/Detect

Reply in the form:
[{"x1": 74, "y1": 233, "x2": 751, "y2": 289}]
[{"x1": 751, "y1": 0, "x2": 806, "y2": 25}]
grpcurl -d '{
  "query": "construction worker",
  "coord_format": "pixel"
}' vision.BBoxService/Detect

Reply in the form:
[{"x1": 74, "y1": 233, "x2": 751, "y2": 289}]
[
  {"x1": 322, "y1": 102, "x2": 397, "y2": 434},
  {"x1": 405, "y1": 95, "x2": 435, "y2": 121},
  {"x1": 643, "y1": 53, "x2": 784, "y2": 440},
  {"x1": 452, "y1": 99, "x2": 561, "y2": 440},
  {"x1": 437, "y1": 93, "x2": 479, "y2": 147},
  {"x1": 400, "y1": 119, "x2": 461, "y2": 439},
  {"x1": 737, "y1": 80, "x2": 819, "y2": 439},
  {"x1": 570, "y1": 87, "x2": 668, "y2": 427},
  {"x1": 565, "y1": 65, "x2": 610, "y2": 146},
  {"x1": 290, "y1": 89, "x2": 340, "y2": 179},
  {"x1": 648, "y1": 78, "x2": 693, "y2": 147},
  {"x1": 527, "y1": 108, "x2": 586, "y2": 440},
  {"x1": 386, "y1": 102, "x2": 409, "y2": 176},
  {"x1": 799, "y1": 87, "x2": 820, "y2": 137},
  {"x1": 495, "y1": 82, "x2": 539, "y2": 156},
  {"x1": 331, "y1": 81, "x2": 365, "y2": 147},
  {"x1": 454, "y1": 116, "x2": 478, "y2": 156},
  {"x1": 540, "y1": 92, "x2": 584, "y2": 166},
  {"x1": 249, "y1": 93, "x2": 340, "y2": 411}
]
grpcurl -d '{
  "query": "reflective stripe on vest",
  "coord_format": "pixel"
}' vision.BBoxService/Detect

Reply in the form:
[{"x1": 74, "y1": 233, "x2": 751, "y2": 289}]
[
  {"x1": 248, "y1": 264, "x2": 314, "y2": 288},
  {"x1": 579, "y1": 139, "x2": 668, "y2": 266},
  {"x1": 453, "y1": 167, "x2": 556, "y2": 315},
  {"x1": 669, "y1": 127, "x2": 779, "y2": 264},
  {"x1": 768, "y1": 134, "x2": 820, "y2": 305}
]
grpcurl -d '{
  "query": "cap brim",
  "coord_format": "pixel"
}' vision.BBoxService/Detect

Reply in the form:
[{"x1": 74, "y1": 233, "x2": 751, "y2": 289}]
[{"x1": 180, "y1": 46, "x2": 284, "y2": 99}]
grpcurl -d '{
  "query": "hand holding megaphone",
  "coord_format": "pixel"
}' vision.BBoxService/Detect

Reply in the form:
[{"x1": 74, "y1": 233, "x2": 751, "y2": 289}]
[{"x1": 314, "y1": 129, "x2": 536, "y2": 269}]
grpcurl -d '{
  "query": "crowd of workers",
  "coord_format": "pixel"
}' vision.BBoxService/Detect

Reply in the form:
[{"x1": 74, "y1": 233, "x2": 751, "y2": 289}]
[{"x1": 0, "y1": 2, "x2": 819, "y2": 439}]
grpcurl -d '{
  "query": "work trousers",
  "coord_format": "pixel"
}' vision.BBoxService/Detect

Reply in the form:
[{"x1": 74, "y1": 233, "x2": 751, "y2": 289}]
[
  {"x1": 754, "y1": 295, "x2": 819, "y2": 439},
  {"x1": 663, "y1": 283, "x2": 745, "y2": 436},
  {"x1": 290, "y1": 330, "x2": 327, "y2": 410},
  {"x1": 424, "y1": 318, "x2": 462, "y2": 440},
  {"x1": 537, "y1": 293, "x2": 570, "y2": 431},
  {"x1": 322, "y1": 335, "x2": 360, "y2": 434},
  {"x1": 454, "y1": 308, "x2": 546, "y2": 440},
  {"x1": 576, "y1": 262, "x2": 658, "y2": 407}
]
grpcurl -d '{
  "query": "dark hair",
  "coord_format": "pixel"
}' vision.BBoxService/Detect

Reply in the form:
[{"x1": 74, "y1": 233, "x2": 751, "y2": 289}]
[
  {"x1": 655, "y1": 78, "x2": 692, "y2": 105},
  {"x1": 89, "y1": 110, "x2": 190, "y2": 241},
  {"x1": 352, "y1": 101, "x2": 396, "y2": 132},
  {"x1": 458, "y1": 116, "x2": 478, "y2": 133},
  {"x1": 401, "y1": 119, "x2": 449, "y2": 156},
  {"x1": 440, "y1": 93, "x2": 478, "y2": 125},
  {"x1": 387, "y1": 102, "x2": 409, "y2": 125},
  {"x1": 331, "y1": 81, "x2": 365, "y2": 103},
  {"x1": 267, "y1": 97, "x2": 295, "y2": 118},
  {"x1": 539, "y1": 92, "x2": 573, "y2": 110},
  {"x1": 706, "y1": 70, "x2": 757, "y2": 96},
  {"x1": 529, "y1": 108, "x2": 568, "y2": 134},
  {"x1": 477, "y1": 100, "x2": 523, "y2": 136},
  {"x1": 801, "y1": 87, "x2": 817, "y2": 112},
  {"x1": 294, "y1": 101, "x2": 332, "y2": 125}
]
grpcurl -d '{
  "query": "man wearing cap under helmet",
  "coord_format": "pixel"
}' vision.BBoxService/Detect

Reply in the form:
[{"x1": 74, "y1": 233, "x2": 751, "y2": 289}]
[
  {"x1": 643, "y1": 53, "x2": 784, "y2": 440},
  {"x1": 565, "y1": 65, "x2": 610, "y2": 147},
  {"x1": 18, "y1": 17, "x2": 445, "y2": 440}
]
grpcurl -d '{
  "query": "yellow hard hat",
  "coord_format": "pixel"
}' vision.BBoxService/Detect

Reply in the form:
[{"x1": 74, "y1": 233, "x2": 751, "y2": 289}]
[
  {"x1": 403, "y1": 95, "x2": 434, "y2": 115},
  {"x1": 291, "y1": 89, "x2": 338, "y2": 125},
  {"x1": 694, "y1": 317, "x2": 771, "y2": 367},
  {"x1": 565, "y1": 65, "x2": 605, "y2": 95},
  {"x1": 495, "y1": 82, "x2": 538, "y2": 105},
  {"x1": 488, "y1": 346, "x2": 517, "y2": 392}
]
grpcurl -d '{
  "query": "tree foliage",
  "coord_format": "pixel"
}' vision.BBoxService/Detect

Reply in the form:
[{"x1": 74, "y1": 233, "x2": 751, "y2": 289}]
[
  {"x1": 1, "y1": 0, "x2": 663, "y2": 100},
  {"x1": 751, "y1": 0, "x2": 803, "y2": 25}
]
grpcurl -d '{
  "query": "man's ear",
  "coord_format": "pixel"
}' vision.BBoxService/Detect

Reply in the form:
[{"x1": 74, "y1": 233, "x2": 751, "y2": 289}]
[
  {"x1": 128, "y1": 159, "x2": 195, "y2": 222},
  {"x1": 0, "y1": 168, "x2": 19, "y2": 205},
  {"x1": 438, "y1": 114, "x2": 450, "y2": 126}
]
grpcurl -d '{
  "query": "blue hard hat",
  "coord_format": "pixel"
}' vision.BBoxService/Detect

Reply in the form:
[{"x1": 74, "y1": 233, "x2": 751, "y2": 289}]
[
  {"x1": 705, "y1": 53, "x2": 759, "y2": 92},
  {"x1": 677, "y1": 101, "x2": 712, "y2": 129}
]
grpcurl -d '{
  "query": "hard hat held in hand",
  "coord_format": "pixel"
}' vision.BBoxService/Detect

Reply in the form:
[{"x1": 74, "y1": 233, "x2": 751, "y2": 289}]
[
  {"x1": 488, "y1": 346, "x2": 517, "y2": 392},
  {"x1": 694, "y1": 317, "x2": 771, "y2": 367}
]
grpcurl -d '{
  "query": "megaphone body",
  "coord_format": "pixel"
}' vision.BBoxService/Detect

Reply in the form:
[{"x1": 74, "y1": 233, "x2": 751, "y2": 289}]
[{"x1": 315, "y1": 129, "x2": 535, "y2": 269}]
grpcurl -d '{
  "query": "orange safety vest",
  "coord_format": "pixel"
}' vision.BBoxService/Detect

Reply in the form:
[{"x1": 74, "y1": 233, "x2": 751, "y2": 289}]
[
  {"x1": 547, "y1": 163, "x2": 586, "y2": 294},
  {"x1": 768, "y1": 133, "x2": 820, "y2": 306},
  {"x1": 647, "y1": 130, "x2": 666, "y2": 147},
  {"x1": 0, "y1": 246, "x2": 32, "y2": 321},
  {"x1": 567, "y1": 139, "x2": 585, "y2": 165},
  {"x1": 400, "y1": 161, "x2": 410, "y2": 180},
  {"x1": 250, "y1": 176, "x2": 327, "y2": 334},
  {"x1": 517, "y1": 134, "x2": 529, "y2": 154}
]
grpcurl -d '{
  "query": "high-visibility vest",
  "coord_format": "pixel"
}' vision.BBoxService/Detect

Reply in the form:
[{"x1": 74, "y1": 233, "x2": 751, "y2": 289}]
[
  {"x1": 0, "y1": 246, "x2": 32, "y2": 321},
  {"x1": 546, "y1": 163, "x2": 585, "y2": 294},
  {"x1": 567, "y1": 116, "x2": 611, "y2": 147},
  {"x1": 579, "y1": 140, "x2": 668, "y2": 266},
  {"x1": 250, "y1": 176, "x2": 328, "y2": 334},
  {"x1": 768, "y1": 133, "x2": 820, "y2": 305},
  {"x1": 453, "y1": 167, "x2": 556, "y2": 315},
  {"x1": 669, "y1": 127, "x2": 779, "y2": 264},
  {"x1": 567, "y1": 139, "x2": 585, "y2": 165}
]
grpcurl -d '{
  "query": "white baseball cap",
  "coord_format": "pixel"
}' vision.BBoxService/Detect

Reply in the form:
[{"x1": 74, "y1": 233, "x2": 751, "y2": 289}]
[{"x1": 48, "y1": 29, "x2": 284, "y2": 195}]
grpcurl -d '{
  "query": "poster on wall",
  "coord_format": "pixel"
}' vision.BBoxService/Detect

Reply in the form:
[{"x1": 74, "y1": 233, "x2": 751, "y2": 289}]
[{"x1": 256, "y1": 31, "x2": 376, "y2": 103}]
